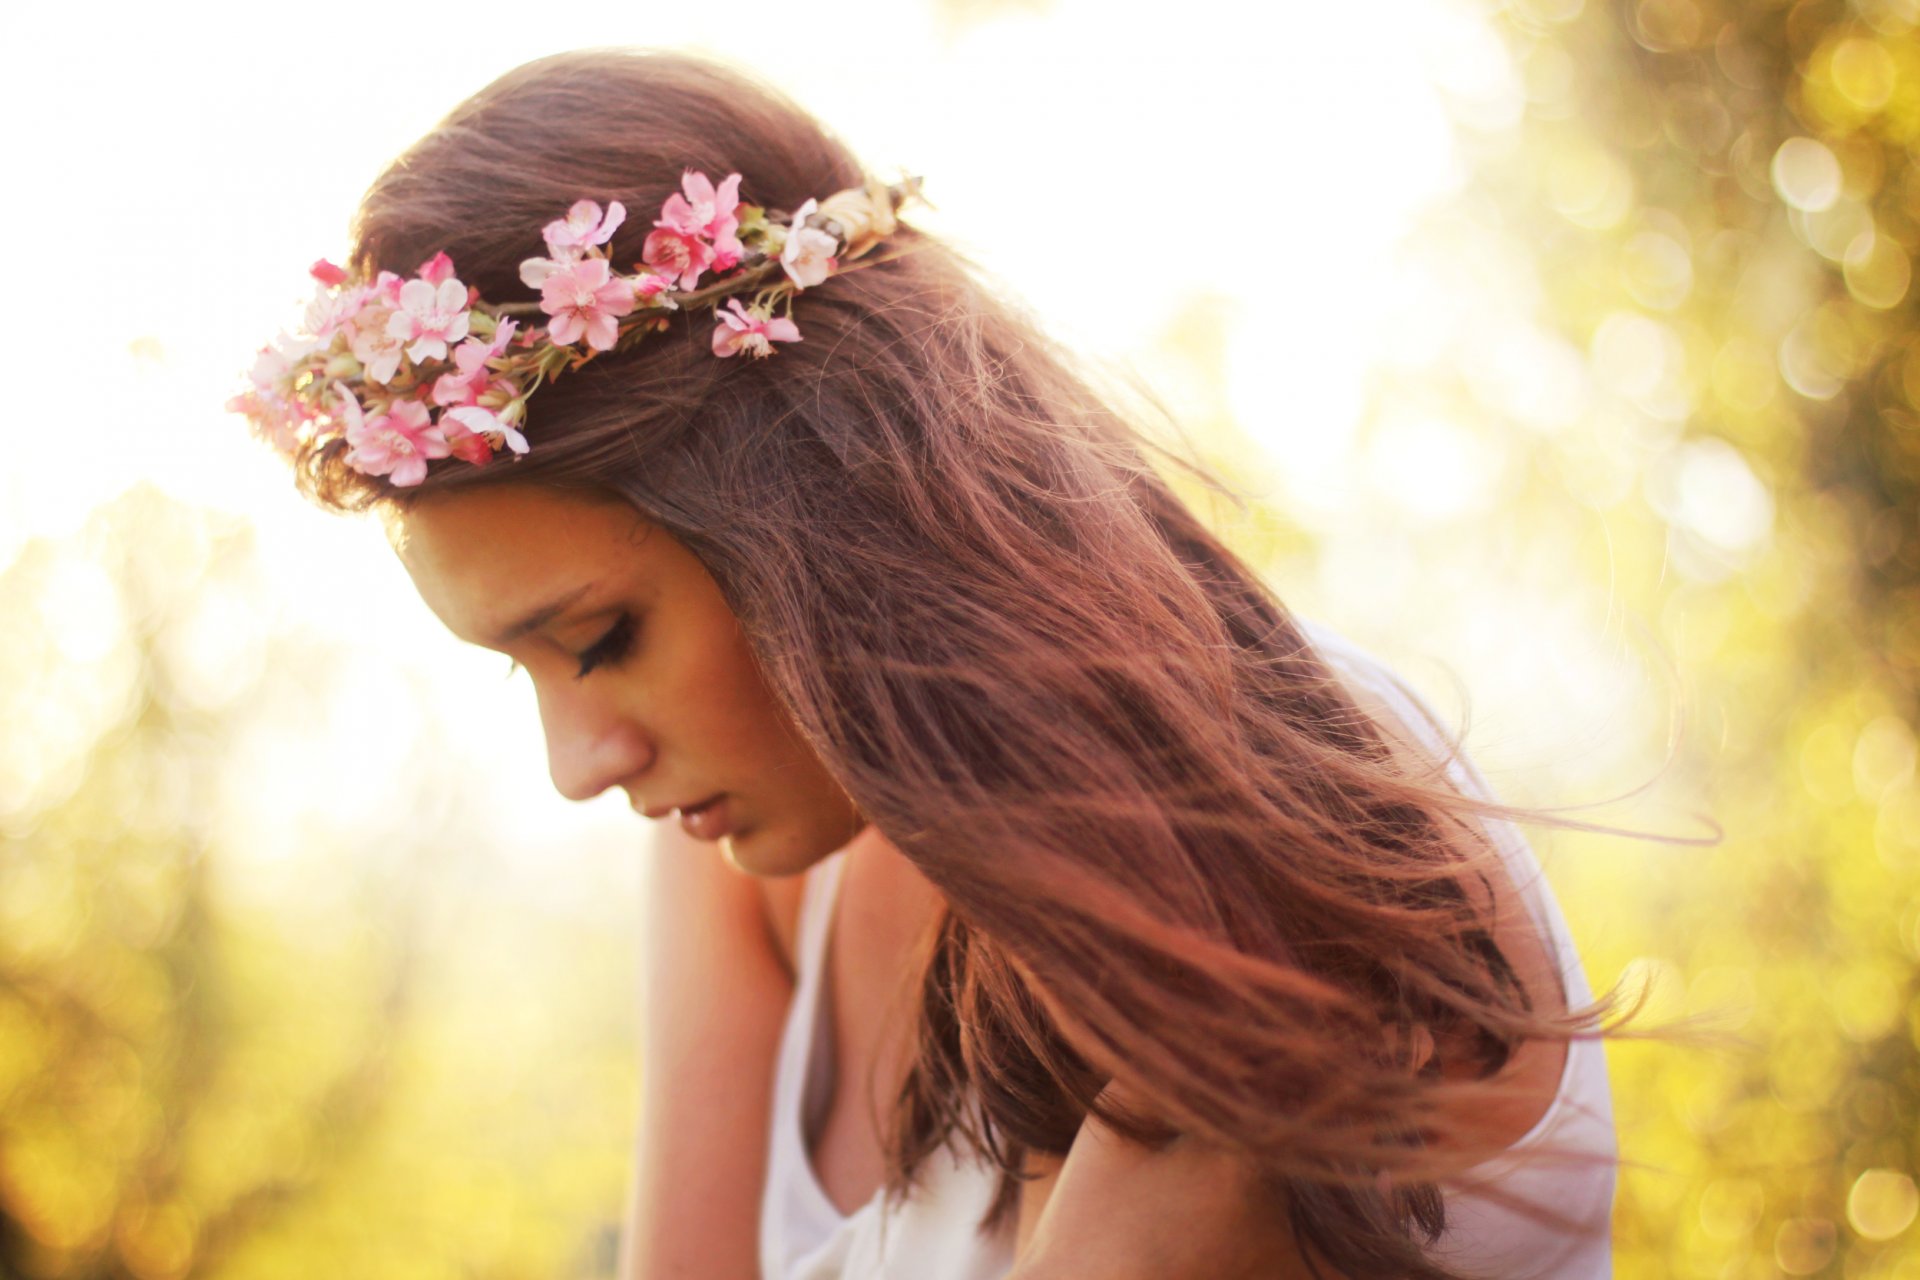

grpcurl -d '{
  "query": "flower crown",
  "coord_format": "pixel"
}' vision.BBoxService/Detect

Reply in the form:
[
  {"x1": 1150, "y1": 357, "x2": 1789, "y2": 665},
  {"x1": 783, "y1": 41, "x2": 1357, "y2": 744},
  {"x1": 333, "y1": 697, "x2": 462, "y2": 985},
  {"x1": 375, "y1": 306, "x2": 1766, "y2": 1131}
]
[{"x1": 230, "y1": 172, "x2": 919, "y2": 487}]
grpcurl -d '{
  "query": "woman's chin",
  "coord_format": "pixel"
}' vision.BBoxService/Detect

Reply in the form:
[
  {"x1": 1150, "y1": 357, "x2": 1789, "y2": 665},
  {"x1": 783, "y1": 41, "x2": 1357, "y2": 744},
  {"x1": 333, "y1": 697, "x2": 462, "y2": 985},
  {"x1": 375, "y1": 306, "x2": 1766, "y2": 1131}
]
[
  {"x1": 718, "y1": 826, "x2": 800, "y2": 878},
  {"x1": 720, "y1": 818, "x2": 863, "y2": 879}
]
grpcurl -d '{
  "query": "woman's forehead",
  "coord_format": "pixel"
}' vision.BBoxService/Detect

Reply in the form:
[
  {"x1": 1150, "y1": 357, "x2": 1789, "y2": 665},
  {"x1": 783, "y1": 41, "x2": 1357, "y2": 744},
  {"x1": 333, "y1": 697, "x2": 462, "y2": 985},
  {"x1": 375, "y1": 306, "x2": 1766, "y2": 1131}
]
[
  {"x1": 392, "y1": 485, "x2": 651, "y2": 555},
  {"x1": 388, "y1": 486, "x2": 663, "y2": 639}
]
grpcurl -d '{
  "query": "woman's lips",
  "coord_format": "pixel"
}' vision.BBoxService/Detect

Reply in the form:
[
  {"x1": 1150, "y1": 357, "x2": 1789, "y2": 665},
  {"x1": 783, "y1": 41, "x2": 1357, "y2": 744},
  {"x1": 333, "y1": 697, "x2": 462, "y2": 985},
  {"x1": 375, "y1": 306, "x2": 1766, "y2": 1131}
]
[
  {"x1": 639, "y1": 793, "x2": 720, "y2": 820},
  {"x1": 676, "y1": 794, "x2": 733, "y2": 841}
]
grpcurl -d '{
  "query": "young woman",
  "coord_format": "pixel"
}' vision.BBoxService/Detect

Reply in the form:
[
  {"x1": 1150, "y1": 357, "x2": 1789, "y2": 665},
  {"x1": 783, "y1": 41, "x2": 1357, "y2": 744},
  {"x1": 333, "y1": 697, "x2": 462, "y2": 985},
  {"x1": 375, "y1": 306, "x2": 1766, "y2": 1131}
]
[{"x1": 234, "y1": 49, "x2": 1619, "y2": 1279}]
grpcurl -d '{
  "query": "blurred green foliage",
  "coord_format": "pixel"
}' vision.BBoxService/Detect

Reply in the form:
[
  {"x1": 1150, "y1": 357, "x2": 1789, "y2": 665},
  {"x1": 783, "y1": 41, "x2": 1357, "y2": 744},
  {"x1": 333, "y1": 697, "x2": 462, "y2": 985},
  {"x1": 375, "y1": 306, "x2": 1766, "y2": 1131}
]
[
  {"x1": 1457, "y1": 1, "x2": 1920, "y2": 1276},
  {"x1": 0, "y1": 491, "x2": 635, "y2": 1279}
]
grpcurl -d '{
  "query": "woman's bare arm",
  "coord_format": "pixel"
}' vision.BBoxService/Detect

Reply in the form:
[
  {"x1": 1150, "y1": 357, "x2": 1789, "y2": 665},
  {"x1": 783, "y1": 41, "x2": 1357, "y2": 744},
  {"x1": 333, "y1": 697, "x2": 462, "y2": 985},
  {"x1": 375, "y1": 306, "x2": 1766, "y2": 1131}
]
[
  {"x1": 1010, "y1": 1081, "x2": 1328, "y2": 1280},
  {"x1": 617, "y1": 825, "x2": 800, "y2": 1280},
  {"x1": 1001, "y1": 947, "x2": 1320, "y2": 1278}
]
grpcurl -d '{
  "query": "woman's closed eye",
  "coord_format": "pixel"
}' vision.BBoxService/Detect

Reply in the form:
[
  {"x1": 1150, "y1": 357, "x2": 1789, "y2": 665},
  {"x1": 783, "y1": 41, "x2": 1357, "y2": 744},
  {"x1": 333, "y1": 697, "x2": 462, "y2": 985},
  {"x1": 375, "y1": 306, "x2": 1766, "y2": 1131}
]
[{"x1": 572, "y1": 611, "x2": 639, "y2": 679}]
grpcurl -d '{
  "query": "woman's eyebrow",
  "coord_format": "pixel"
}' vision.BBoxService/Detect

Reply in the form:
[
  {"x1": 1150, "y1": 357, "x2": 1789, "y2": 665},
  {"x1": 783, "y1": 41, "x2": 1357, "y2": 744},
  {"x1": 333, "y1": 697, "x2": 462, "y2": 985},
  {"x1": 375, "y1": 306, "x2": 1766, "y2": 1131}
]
[{"x1": 487, "y1": 583, "x2": 597, "y2": 647}]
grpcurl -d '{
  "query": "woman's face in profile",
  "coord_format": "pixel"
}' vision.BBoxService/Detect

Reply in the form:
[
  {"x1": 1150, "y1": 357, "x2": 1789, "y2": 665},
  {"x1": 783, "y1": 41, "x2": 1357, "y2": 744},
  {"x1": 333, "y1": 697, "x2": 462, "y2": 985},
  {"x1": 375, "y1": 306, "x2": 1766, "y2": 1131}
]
[{"x1": 390, "y1": 483, "x2": 865, "y2": 876}]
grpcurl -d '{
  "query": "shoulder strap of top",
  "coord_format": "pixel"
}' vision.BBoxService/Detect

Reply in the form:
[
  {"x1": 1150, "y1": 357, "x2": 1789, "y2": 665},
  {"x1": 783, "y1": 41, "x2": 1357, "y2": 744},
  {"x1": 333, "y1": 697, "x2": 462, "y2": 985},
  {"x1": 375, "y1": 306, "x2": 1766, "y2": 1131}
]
[
  {"x1": 791, "y1": 847, "x2": 850, "y2": 1138},
  {"x1": 796, "y1": 846, "x2": 851, "y2": 988},
  {"x1": 762, "y1": 843, "x2": 861, "y2": 1272}
]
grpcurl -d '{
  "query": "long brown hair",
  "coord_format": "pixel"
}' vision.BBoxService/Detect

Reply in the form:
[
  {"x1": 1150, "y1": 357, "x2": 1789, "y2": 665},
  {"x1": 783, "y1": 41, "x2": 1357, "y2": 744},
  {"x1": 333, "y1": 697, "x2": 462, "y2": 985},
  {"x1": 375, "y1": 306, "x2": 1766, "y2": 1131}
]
[{"x1": 297, "y1": 48, "x2": 1623, "y2": 1276}]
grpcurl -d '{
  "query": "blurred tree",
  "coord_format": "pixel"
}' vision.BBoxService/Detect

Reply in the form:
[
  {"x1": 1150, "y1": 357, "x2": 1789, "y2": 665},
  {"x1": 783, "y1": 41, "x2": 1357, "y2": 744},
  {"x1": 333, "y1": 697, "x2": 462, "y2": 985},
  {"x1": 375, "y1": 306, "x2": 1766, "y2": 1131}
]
[
  {"x1": 1445, "y1": 0, "x2": 1920, "y2": 1274},
  {"x1": 0, "y1": 489, "x2": 422, "y2": 1278},
  {"x1": 0, "y1": 489, "x2": 633, "y2": 1280}
]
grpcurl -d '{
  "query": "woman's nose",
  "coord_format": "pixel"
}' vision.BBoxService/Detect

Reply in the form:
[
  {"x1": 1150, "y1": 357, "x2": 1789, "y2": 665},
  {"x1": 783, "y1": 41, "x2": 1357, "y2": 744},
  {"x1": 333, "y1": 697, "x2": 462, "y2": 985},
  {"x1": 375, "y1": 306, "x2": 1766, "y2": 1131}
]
[{"x1": 533, "y1": 680, "x2": 654, "y2": 802}]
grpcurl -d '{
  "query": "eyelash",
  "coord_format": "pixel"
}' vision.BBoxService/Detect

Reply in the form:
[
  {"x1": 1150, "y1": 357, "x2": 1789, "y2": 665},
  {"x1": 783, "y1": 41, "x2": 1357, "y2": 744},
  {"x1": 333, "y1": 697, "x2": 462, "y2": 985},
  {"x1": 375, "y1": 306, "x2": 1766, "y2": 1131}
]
[{"x1": 572, "y1": 612, "x2": 639, "y2": 680}]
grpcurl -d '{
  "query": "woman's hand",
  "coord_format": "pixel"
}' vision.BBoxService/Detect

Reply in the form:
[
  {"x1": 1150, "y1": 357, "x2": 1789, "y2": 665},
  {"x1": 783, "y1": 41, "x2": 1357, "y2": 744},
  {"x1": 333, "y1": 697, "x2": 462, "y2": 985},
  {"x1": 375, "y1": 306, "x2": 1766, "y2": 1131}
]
[{"x1": 1010, "y1": 1080, "x2": 1333, "y2": 1280}]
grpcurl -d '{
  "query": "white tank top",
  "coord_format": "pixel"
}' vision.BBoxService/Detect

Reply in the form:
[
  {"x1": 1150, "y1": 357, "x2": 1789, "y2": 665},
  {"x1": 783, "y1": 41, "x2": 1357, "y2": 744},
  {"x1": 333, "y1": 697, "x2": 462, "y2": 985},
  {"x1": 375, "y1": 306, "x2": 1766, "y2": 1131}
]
[{"x1": 758, "y1": 622, "x2": 1616, "y2": 1279}]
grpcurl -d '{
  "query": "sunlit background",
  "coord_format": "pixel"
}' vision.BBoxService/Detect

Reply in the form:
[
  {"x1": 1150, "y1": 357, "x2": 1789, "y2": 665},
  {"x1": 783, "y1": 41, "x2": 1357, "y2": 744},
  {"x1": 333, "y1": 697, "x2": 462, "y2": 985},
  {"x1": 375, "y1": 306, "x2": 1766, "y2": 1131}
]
[{"x1": 1, "y1": 0, "x2": 1915, "y2": 1275}]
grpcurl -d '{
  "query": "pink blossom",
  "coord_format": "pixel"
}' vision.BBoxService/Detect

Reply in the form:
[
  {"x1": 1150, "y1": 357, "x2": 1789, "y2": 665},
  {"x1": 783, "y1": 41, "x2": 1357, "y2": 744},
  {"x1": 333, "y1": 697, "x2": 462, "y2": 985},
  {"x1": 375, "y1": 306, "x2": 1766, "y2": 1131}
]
[
  {"x1": 711, "y1": 298, "x2": 800, "y2": 359},
  {"x1": 780, "y1": 200, "x2": 839, "y2": 289},
  {"x1": 247, "y1": 333, "x2": 314, "y2": 394},
  {"x1": 438, "y1": 412, "x2": 496, "y2": 465},
  {"x1": 431, "y1": 319, "x2": 519, "y2": 408},
  {"x1": 641, "y1": 226, "x2": 716, "y2": 291},
  {"x1": 340, "y1": 276, "x2": 409, "y2": 381},
  {"x1": 540, "y1": 258, "x2": 637, "y2": 351},
  {"x1": 228, "y1": 382, "x2": 313, "y2": 456},
  {"x1": 448, "y1": 404, "x2": 529, "y2": 456},
  {"x1": 387, "y1": 276, "x2": 472, "y2": 364},
  {"x1": 304, "y1": 281, "x2": 368, "y2": 339},
  {"x1": 234, "y1": 335, "x2": 320, "y2": 453},
  {"x1": 658, "y1": 171, "x2": 742, "y2": 258},
  {"x1": 704, "y1": 175, "x2": 744, "y2": 266},
  {"x1": 310, "y1": 259, "x2": 348, "y2": 286},
  {"x1": 542, "y1": 200, "x2": 627, "y2": 262},
  {"x1": 519, "y1": 256, "x2": 560, "y2": 288},
  {"x1": 248, "y1": 346, "x2": 289, "y2": 393},
  {"x1": 333, "y1": 384, "x2": 365, "y2": 432},
  {"x1": 646, "y1": 170, "x2": 744, "y2": 286},
  {"x1": 633, "y1": 272, "x2": 675, "y2": 302},
  {"x1": 340, "y1": 390, "x2": 449, "y2": 487},
  {"x1": 346, "y1": 307, "x2": 404, "y2": 383},
  {"x1": 416, "y1": 251, "x2": 457, "y2": 285}
]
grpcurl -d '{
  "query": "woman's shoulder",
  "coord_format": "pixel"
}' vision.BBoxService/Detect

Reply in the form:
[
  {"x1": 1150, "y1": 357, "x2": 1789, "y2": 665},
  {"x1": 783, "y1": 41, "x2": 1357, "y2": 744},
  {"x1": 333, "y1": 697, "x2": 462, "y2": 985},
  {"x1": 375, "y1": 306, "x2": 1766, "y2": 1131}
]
[{"x1": 1297, "y1": 617, "x2": 1590, "y2": 1158}]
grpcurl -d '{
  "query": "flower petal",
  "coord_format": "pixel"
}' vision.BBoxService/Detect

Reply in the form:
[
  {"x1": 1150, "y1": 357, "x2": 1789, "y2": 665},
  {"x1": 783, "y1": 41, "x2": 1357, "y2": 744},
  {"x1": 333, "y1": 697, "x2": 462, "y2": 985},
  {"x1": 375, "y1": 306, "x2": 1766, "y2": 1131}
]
[
  {"x1": 397, "y1": 277, "x2": 436, "y2": 313},
  {"x1": 585, "y1": 311, "x2": 619, "y2": 351},
  {"x1": 598, "y1": 201, "x2": 627, "y2": 244}
]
